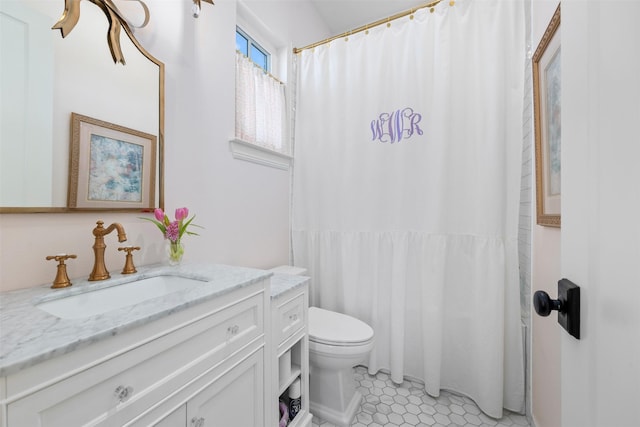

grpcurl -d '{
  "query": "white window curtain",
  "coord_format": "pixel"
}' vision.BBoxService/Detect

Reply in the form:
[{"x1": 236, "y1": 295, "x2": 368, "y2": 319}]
[
  {"x1": 292, "y1": 0, "x2": 525, "y2": 418},
  {"x1": 235, "y1": 52, "x2": 286, "y2": 153}
]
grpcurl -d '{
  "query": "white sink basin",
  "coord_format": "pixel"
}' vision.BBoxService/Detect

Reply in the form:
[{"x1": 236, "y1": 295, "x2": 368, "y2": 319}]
[{"x1": 37, "y1": 275, "x2": 207, "y2": 319}]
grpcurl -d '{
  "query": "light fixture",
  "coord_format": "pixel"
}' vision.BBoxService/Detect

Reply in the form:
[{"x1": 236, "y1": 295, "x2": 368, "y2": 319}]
[
  {"x1": 192, "y1": 0, "x2": 214, "y2": 18},
  {"x1": 52, "y1": 0, "x2": 214, "y2": 65}
]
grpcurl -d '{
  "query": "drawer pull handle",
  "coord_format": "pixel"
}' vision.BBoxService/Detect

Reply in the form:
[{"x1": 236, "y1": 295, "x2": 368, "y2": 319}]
[
  {"x1": 191, "y1": 416, "x2": 205, "y2": 427},
  {"x1": 227, "y1": 324, "x2": 240, "y2": 335},
  {"x1": 114, "y1": 385, "x2": 134, "y2": 403},
  {"x1": 289, "y1": 313, "x2": 298, "y2": 321}
]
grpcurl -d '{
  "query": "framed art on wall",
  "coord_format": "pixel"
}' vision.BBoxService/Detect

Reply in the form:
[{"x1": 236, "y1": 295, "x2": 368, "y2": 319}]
[
  {"x1": 533, "y1": 4, "x2": 561, "y2": 227},
  {"x1": 68, "y1": 113, "x2": 156, "y2": 209}
]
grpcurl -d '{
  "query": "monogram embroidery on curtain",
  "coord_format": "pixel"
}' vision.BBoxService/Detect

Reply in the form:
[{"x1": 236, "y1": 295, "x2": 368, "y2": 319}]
[{"x1": 370, "y1": 107, "x2": 423, "y2": 143}]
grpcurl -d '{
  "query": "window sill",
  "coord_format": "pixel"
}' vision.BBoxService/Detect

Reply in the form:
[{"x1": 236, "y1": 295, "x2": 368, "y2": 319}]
[{"x1": 229, "y1": 139, "x2": 292, "y2": 170}]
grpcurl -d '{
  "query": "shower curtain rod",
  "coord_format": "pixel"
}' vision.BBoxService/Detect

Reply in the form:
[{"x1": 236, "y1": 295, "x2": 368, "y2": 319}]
[{"x1": 293, "y1": 0, "x2": 447, "y2": 54}]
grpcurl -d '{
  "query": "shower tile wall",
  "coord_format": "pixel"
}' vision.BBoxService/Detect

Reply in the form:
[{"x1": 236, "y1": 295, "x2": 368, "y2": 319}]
[
  {"x1": 518, "y1": 4, "x2": 534, "y2": 421},
  {"x1": 311, "y1": 366, "x2": 531, "y2": 427},
  {"x1": 519, "y1": 54, "x2": 533, "y2": 322}
]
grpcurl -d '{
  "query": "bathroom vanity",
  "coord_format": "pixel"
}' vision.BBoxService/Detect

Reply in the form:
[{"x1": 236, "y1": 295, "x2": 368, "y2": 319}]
[
  {"x1": 271, "y1": 273, "x2": 313, "y2": 427},
  {"x1": 0, "y1": 263, "x2": 311, "y2": 427}
]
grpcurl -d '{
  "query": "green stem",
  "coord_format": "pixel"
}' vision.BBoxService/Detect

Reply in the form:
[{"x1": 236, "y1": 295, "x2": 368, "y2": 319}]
[{"x1": 169, "y1": 240, "x2": 184, "y2": 263}]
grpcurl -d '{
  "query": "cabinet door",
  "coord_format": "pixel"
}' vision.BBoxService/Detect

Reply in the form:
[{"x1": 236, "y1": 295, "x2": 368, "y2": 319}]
[
  {"x1": 153, "y1": 405, "x2": 186, "y2": 426},
  {"x1": 186, "y1": 348, "x2": 264, "y2": 427}
]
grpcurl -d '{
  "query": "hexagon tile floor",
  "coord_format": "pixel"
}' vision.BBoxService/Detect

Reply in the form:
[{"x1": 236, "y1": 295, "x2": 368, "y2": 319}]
[{"x1": 311, "y1": 366, "x2": 530, "y2": 427}]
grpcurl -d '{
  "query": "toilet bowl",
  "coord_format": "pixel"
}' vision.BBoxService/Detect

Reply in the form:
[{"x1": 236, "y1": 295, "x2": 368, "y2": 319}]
[{"x1": 308, "y1": 307, "x2": 374, "y2": 427}]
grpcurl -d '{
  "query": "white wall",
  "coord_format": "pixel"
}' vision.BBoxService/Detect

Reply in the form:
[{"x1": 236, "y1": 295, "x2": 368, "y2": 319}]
[
  {"x1": 0, "y1": 0, "x2": 330, "y2": 292},
  {"x1": 531, "y1": 227, "x2": 561, "y2": 427},
  {"x1": 530, "y1": 1, "x2": 561, "y2": 427}
]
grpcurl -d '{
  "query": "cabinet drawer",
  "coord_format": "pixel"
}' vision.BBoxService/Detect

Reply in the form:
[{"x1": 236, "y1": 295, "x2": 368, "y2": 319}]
[
  {"x1": 276, "y1": 293, "x2": 305, "y2": 346},
  {"x1": 7, "y1": 292, "x2": 264, "y2": 427}
]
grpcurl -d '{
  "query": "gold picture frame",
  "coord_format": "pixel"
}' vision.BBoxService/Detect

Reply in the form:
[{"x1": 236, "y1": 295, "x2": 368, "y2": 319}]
[
  {"x1": 68, "y1": 113, "x2": 156, "y2": 210},
  {"x1": 533, "y1": 4, "x2": 561, "y2": 227}
]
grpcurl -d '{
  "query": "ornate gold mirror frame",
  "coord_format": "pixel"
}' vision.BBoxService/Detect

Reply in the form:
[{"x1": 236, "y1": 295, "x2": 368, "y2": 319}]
[
  {"x1": 1, "y1": 0, "x2": 164, "y2": 213},
  {"x1": 53, "y1": 0, "x2": 150, "y2": 65}
]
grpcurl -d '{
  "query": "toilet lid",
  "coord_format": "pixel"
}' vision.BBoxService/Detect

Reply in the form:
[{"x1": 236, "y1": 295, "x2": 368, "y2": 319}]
[{"x1": 308, "y1": 307, "x2": 374, "y2": 345}]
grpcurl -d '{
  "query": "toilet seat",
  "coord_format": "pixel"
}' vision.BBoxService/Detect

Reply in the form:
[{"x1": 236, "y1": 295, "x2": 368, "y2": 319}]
[
  {"x1": 309, "y1": 307, "x2": 374, "y2": 346},
  {"x1": 309, "y1": 337, "x2": 374, "y2": 358}
]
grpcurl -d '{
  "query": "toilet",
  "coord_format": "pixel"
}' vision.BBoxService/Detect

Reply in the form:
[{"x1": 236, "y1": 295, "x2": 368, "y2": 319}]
[
  {"x1": 308, "y1": 307, "x2": 374, "y2": 426},
  {"x1": 270, "y1": 266, "x2": 375, "y2": 427}
]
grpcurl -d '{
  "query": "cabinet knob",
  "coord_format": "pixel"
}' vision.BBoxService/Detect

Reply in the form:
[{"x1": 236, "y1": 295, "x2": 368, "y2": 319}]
[
  {"x1": 114, "y1": 385, "x2": 134, "y2": 403},
  {"x1": 191, "y1": 416, "x2": 205, "y2": 427},
  {"x1": 289, "y1": 313, "x2": 298, "y2": 321},
  {"x1": 227, "y1": 325, "x2": 240, "y2": 335}
]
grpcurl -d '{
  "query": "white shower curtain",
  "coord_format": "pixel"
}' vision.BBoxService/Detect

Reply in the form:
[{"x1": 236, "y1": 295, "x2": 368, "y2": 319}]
[{"x1": 292, "y1": 0, "x2": 525, "y2": 418}]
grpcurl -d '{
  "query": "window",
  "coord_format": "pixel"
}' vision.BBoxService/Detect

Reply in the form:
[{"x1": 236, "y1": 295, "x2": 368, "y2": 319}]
[
  {"x1": 234, "y1": 52, "x2": 285, "y2": 151},
  {"x1": 236, "y1": 27, "x2": 269, "y2": 72},
  {"x1": 232, "y1": 27, "x2": 291, "y2": 169}
]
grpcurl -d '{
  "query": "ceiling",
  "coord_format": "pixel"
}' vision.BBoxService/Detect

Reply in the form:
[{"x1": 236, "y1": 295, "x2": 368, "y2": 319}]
[{"x1": 308, "y1": 0, "x2": 428, "y2": 35}]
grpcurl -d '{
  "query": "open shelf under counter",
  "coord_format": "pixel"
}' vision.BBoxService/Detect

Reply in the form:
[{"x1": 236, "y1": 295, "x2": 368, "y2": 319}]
[
  {"x1": 279, "y1": 364, "x2": 302, "y2": 396},
  {"x1": 271, "y1": 275, "x2": 311, "y2": 427}
]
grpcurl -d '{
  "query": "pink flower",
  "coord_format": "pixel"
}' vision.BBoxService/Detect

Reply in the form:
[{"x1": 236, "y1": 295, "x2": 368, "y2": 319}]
[
  {"x1": 154, "y1": 208, "x2": 165, "y2": 222},
  {"x1": 165, "y1": 221, "x2": 180, "y2": 242},
  {"x1": 175, "y1": 207, "x2": 189, "y2": 221},
  {"x1": 140, "y1": 205, "x2": 201, "y2": 242}
]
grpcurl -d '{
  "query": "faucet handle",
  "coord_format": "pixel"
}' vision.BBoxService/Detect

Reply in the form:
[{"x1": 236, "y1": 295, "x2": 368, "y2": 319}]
[
  {"x1": 118, "y1": 246, "x2": 140, "y2": 274},
  {"x1": 46, "y1": 254, "x2": 77, "y2": 289}
]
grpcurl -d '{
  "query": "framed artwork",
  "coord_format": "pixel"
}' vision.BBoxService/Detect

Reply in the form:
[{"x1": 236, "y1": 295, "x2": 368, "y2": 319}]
[
  {"x1": 68, "y1": 113, "x2": 156, "y2": 209},
  {"x1": 533, "y1": 4, "x2": 561, "y2": 227}
]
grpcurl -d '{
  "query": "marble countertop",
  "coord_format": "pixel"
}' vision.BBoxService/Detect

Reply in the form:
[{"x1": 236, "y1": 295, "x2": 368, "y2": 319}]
[
  {"x1": 0, "y1": 262, "x2": 306, "y2": 377},
  {"x1": 270, "y1": 273, "x2": 309, "y2": 299}
]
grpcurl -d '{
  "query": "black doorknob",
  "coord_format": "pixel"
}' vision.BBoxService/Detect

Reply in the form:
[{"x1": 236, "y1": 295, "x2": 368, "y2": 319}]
[
  {"x1": 533, "y1": 290, "x2": 563, "y2": 317},
  {"x1": 533, "y1": 280, "x2": 580, "y2": 339}
]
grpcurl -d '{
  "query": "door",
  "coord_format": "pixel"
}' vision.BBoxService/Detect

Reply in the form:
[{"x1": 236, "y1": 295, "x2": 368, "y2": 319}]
[
  {"x1": 562, "y1": 2, "x2": 640, "y2": 426},
  {"x1": 186, "y1": 349, "x2": 264, "y2": 427},
  {"x1": 154, "y1": 405, "x2": 187, "y2": 426}
]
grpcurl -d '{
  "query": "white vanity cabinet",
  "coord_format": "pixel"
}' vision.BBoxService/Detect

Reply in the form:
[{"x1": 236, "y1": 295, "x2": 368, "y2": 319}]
[
  {"x1": 152, "y1": 347, "x2": 264, "y2": 427},
  {"x1": 1, "y1": 279, "x2": 269, "y2": 427},
  {"x1": 272, "y1": 281, "x2": 313, "y2": 427}
]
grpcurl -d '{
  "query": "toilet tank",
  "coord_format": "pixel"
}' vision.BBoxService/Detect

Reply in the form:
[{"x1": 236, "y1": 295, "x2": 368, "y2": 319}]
[{"x1": 270, "y1": 265, "x2": 308, "y2": 276}]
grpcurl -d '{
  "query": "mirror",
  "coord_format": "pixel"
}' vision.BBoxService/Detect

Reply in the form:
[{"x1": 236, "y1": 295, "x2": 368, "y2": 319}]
[{"x1": 0, "y1": 0, "x2": 164, "y2": 212}]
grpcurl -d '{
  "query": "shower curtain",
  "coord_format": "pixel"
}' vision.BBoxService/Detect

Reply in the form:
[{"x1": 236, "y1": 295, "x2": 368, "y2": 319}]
[{"x1": 292, "y1": 0, "x2": 525, "y2": 418}]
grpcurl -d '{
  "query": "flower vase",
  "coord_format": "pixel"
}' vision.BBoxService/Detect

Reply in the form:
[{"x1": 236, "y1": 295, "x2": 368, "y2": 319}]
[{"x1": 166, "y1": 239, "x2": 184, "y2": 265}]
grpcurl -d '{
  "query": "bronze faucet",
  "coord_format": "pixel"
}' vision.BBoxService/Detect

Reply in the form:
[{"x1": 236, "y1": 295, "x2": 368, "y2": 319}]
[
  {"x1": 89, "y1": 220, "x2": 127, "y2": 281},
  {"x1": 46, "y1": 254, "x2": 77, "y2": 288}
]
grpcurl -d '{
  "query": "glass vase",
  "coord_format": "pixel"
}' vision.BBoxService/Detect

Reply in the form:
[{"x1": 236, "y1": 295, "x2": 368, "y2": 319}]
[{"x1": 166, "y1": 239, "x2": 184, "y2": 266}]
